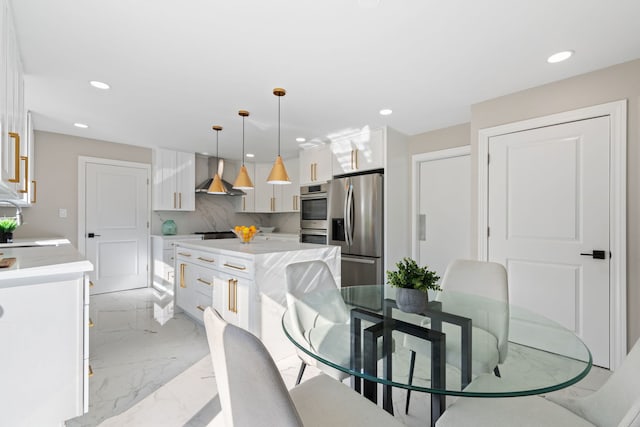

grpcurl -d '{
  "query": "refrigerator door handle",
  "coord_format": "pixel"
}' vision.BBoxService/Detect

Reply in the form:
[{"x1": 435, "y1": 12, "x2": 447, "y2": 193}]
[
  {"x1": 348, "y1": 184, "x2": 355, "y2": 244},
  {"x1": 342, "y1": 255, "x2": 376, "y2": 264},
  {"x1": 344, "y1": 183, "x2": 352, "y2": 246}
]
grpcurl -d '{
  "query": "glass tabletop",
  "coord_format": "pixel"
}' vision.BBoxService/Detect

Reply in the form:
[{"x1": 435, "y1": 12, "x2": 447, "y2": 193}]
[{"x1": 282, "y1": 285, "x2": 592, "y2": 398}]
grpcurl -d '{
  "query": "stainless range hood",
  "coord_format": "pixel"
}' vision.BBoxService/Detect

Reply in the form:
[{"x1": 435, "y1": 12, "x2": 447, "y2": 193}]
[{"x1": 195, "y1": 158, "x2": 246, "y2": 196}]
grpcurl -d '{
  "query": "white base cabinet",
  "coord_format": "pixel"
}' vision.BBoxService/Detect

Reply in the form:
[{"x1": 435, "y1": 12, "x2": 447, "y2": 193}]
[
  {"x1": 0, "y1": 273, "x2": 89, "y2": 427},
  {"x1": 151, "y1": 234, "x2": 203, "y2": 294}
]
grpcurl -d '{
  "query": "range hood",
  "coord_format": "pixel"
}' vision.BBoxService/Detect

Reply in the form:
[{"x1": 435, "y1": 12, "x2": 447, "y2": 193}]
[{"x1": 195, "y1": 158, "x2": 246, "y2": 196}]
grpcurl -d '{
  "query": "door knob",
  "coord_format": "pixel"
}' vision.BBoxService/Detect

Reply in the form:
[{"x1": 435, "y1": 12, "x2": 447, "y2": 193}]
[
  {"x1": 87, "y1": 233, "x2": 101, "y2": 238},
  {"x1": 580, "y1": 250, "x2": 606, "y2": 259}
]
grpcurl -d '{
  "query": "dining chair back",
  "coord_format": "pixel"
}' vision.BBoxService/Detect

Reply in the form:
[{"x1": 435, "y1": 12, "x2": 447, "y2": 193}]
[
  {"x1": 285, "y1": 260, "x2": 350, "y2": 384},
  {"x1": 204, "y1": 307, "x2": 303, "y2": 427},
  {"x1": 204, "y1": 307, "x2": 406, "y2": 427},
  {"x1": 436, "y1": 259, "x2": 509, "y2": 363}
]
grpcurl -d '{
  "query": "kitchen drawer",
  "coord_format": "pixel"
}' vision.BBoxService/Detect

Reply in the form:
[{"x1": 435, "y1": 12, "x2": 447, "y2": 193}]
[
  {"x1": 180, "y1": 288, "x2": 211, "y2": 324},
  {"x1": 190, "y1": 264, "x2": 214, "y2": 297},
  {"x1": 176, "y1": 247, "x2": 218, "y2": 269},
  {"x1": 219, "y1": 254, "x2": 253, "y2": 278}
]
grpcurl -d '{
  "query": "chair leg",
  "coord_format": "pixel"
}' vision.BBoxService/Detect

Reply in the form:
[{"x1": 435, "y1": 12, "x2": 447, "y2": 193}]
[
  {"x1": 296, "y1": 360, "x2": 307, "y2": 385},
  {"x1": 494, "y1": 366, "x2": 501, "y2": 378},
  {"x1": 405, "y1": 350, "x2": 416, "y2": 414}
]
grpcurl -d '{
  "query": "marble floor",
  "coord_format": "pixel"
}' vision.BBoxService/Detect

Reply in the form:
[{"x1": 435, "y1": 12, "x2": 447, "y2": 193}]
[{"x1": 68, "y1": 288, "x2": 611, "y2": 426}]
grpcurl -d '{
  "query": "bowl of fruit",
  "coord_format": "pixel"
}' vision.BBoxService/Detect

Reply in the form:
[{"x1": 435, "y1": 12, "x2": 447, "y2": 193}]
[{"x1": 232, "y1": 225, "x2": 258, "y2": 243}]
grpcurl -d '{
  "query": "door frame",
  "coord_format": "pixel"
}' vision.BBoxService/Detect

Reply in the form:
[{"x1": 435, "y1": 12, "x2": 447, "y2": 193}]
[
  {"x1": 411, "y1": 145, "x2": 471, "y2": 260},
  {"x1": 477, "y1": 100, "x2": 627, "y2": 369},
  {"x1": 77, "y1": 156, "x2": 152, "y2": 286}
]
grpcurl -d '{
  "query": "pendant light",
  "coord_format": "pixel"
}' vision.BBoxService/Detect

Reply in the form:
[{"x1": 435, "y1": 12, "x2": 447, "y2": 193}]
[
  {"x1": 207, "y1": 125, "x2": 226, "y2": 194},
  {"x1": 233, "y1": 110, "x2": 254, "y2": 190},
  {"x1": 267, "y1": 88, "x2": 291, "y2": 184}
]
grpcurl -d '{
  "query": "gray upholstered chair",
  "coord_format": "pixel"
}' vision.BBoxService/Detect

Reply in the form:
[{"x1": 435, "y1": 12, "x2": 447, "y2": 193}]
[
  {"x1": 436, "y1": 338, "x2": 640, "y2": 427},
  {"x1": 203, "y1": 307, "x2": 405, "y2": 427},
  {"x1": 285, "y1": 260, "x2": 351, "y2": 384},
  {"x1": 404, "y1": 259, "x2": 509, "y2": 413}
]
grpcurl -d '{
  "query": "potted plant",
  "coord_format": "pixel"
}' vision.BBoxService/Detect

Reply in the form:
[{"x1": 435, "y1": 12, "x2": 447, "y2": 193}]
[
  {"x1": 0, "y1": 218, "x2": 17, "y2": 243},
  {"x1": 387, "y1": 257, "x2": 441, "y2": 313}
]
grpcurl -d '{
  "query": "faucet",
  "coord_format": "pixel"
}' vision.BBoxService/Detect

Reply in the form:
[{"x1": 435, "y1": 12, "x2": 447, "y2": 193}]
[{"x1": 0, "y1": 200, "x2": 23, "y2": 226}]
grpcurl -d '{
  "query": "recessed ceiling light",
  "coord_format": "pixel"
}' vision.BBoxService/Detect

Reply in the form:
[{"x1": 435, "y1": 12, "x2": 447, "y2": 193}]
[
  {"x1": 201, "y1": 152, "x2": 209, "y2": 156},
  {"x1": 74, "y1": 123, "x2": 89, "y2": 128},
  {"x1": 246, "y1": 153, "x2": 255, "y2": 158},
  {"x1": 89, "y1": 80, "x2": 110, "y2": 90},
  {"x1": 547, "y1": 51, "x2": 574, "y2": 64},
  {"x1": 379, "y1": 109, "x2": 393, "y2": 116},
  {"x1": 296, "y1": 137, "x2": 306, "y2": 142}
]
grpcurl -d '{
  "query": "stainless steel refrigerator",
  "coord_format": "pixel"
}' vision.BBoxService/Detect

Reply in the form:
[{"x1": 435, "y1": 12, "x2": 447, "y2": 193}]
[{"x1": 328, "y1": 172, "x2": 383, "y2": 288}]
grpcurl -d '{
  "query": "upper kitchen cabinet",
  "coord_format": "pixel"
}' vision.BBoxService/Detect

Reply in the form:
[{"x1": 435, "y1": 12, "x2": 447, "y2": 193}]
[
  {"x1": 299, "y1": 144, "x2": 332, "y2": 185},
  {"x1": 0, "y1": 0, "x2": 29, "y2": 203},
  {"x1": 331, "y1": 127, "x2": 384, "y2": 174},
  {"x1": 152, "y1": 149, "x2": 195, "y2": 211},
  {"x1": 253, "y1": 162, "x2": 274, "y2": 212},
  {"x1": 276, "y1": 158, "x2": 299, "y2": 212}
]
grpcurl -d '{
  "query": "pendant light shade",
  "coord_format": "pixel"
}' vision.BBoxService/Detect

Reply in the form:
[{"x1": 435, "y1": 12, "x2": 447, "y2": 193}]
[
  {"x1": 207, "y1": 125, "x2": 227, "y2": 194},
  {"x1": 267, "y1": 88, "x2": 291, "y2": 184},
  {"x1": 233, "y1": 110, "x2": 254, "y2": 190}
]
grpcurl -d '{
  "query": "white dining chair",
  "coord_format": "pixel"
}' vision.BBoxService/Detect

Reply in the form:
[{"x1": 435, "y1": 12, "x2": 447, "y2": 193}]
[
  {"x1": 436, "y1": 338, "x2": 640, "y2": 427},
  {"x1": 203, "y1": 307, "x2": 405, "y2": 427},
  {"x1": 285, "y1": 260, "x2": 351, "y2": 384},
  {"x1": 403, "y1": 259, "x2": 509, "y2": 413}
]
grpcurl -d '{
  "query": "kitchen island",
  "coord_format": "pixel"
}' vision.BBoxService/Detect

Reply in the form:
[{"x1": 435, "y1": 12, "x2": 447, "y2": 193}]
[
  {"x1": 173, "y1": 239, "x2": 340, "y2": 360},
  {"x1": 0, "y1": 239, "x2": 93, "y2": 427}
]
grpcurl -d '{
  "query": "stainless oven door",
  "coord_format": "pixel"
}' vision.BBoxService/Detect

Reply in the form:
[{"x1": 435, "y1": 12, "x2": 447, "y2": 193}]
[
  {"x1": 300, "y1": 229, "x2": 328, "y2": 245},
  {"x1": 300, "y1": 194, "x2": 328, "y2": 229}
]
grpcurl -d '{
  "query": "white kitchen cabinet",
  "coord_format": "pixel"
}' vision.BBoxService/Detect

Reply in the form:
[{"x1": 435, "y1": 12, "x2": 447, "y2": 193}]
[
  {"x1": 299, "y1": 144, "x2": 332, "y2": 185},
  {"x1": 276, "y1": 159, "x2": 299, "y2": 212},
  {"x1": 253, "y1": 162, "x2": 274, "y2": 212},
  {"x1": 214, "y1": 254, "x2": 253, "y2": 330},
  {"x1": 151, "y1": 234, "x2": 203, "y2": 294},
  {"x1": 0, "y1": 0, "x2": 29, "y2": 202},
  {"x1": 331, "y1": 127, "x2": 384, "y2": 174},
  {"x1": 0, "y1": 269, "x2": 91, "y2": 426},
  {"x1": 237, "y1": 162, "x2": 256, "y2": 212},
  {"x1": 152, "y1": 148, "x2": 195, "y2": 211}
]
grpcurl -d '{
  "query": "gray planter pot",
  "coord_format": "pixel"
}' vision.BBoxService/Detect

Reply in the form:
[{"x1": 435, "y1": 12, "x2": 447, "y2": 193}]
[{"x1": 395, "y1": 288, "x2": 428, "y2": 313}]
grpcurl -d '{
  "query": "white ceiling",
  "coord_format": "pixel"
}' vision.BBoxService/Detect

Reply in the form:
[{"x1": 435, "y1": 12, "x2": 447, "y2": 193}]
[{"x1": 10, "y1": 0, "x2": 640, "y2": 162}]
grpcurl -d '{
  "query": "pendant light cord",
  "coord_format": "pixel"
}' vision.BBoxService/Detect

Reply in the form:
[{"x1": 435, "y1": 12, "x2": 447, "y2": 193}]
[
  {"x1": 278, "y1": 95, "x2": 281, "y2": 156},
  {"x1": 242, "y1": 115, "x2": 245, "y2": 166}
]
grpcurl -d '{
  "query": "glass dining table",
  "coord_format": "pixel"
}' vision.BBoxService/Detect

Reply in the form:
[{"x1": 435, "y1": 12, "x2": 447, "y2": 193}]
[{"x1": 281, "y1": 285, "x2": 592, "y2": 427}]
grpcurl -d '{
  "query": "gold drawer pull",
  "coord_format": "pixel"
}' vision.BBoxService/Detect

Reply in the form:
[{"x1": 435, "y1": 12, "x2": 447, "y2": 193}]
[
  {"x1": 177, "y1": 252, "x2": 192, "y2": 257},
  {"x1": 89, "y1": 281, "x2": 95, "y2": 288},
  {"x1": 19, "y1": 156, "x2": 28, "y2": 193},
  {"x1": 197, "y1": 256, "x2": 215, "y2": 263},
  {"x1": 89, "y1": 318, "x2": 94, "y2": 327},
  {"x1": 197, "y1": 278, "x2": 212, "y2": 286},
  {"x1": 180, "y1": 264, "x2": 186, "y2": 288},
  {"x1": 223, "y1": 263, "x2": 246, "y2": 271},
  {"x1": 8, "y1": 132, "x2": 20, "y2": 183},
  {"x1": 31, "y1": 180, "x2": 37, "y2": 203},
  {"x1": 196, "y1": 305, "x2": 206, "y2": 312},
  {"x1": 88, "y1": 365, "x2": 94, "y2": 377}
]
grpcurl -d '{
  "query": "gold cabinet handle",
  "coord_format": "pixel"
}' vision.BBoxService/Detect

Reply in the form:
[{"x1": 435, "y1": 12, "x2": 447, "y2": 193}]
[
  {"x1": 180, "y1": 263, "x2": 186, "y2": 288},
  {"x1": 233, "y1": 279, "x2": 238, "y2": 313},
  {"x1": 8, "y1": 132, "x2": 20, "y2": 183},
  {"x1": 89, "y1": 317, "x2": 94, "y2": 327},
  {"x1": 243, "y1": 196, "x2": 246, "y2": 211},
  {"x1": 354, "y1": 149, "x2": 358, "y2": 169},
  {"x1": 89, "y1": 281, "x2": 95, "y2": 288},
  {"x1": 88, "y1": 365, "x2": 94, "y2": 377},
  {"x1": 173, "y1": 192, "x2": 177, "y2": 209},
  {"x1": 197, "y1": 256, "x2": 215, "y2": 263},
  {"x1": 19, "y1": 156, "x2": 28, "y2": 193},
  {"x1": 228, "y1": 279, "x2": 233, "y2": 311},
  {"x1": 177, "y1": 252, "x2": 192, "y2": 257},
  {"x1": 223, "y1": 262, "x2": 246, "y2": 271},
  {"x1": 179, "y1": 192, "x2": 182, "y2": 209},
  {"x1": 309, "y1": 163, "x2": 313, "y2": 181},
  {"x1": 197, "y1": 277, "x2": 212, "y2": 286},
  {"x1": 31, "y1": 180, "x2": 36, "y2": 203},
  {"x1": 196, "y1": 305, "x2": 206, "y2": 312}
]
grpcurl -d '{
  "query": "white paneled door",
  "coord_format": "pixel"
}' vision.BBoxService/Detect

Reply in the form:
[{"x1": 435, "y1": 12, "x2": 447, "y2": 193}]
[
  {"x1": 488, "y1": 116, "x2": 610, "y2": 367},
  {"x1": 84, "y1": 161, "x2": 149, "y2": 294},
  {"x1": 413, "y1": 147, "x2": 471, "y2": 286}
]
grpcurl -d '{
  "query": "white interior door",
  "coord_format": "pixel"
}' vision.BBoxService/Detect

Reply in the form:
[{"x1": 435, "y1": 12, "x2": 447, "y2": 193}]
[
  {"x1": 488, "y1": 116, "x2": 610, "y2": 367},
  {"x1": 84, "y1": 161, "x2": 149, "y2": 294},
  {"x1": 413, "y1": 147, "x2": 471, "y2": 285}
]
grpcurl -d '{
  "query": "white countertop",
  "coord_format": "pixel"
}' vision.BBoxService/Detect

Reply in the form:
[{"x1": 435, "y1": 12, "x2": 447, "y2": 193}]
[
  {"x1": 175, "y1": 238, "x2": 332, "y2": 257},
  {"x1": 0, "y1": 239, "x2": 93, "y2": 284}
]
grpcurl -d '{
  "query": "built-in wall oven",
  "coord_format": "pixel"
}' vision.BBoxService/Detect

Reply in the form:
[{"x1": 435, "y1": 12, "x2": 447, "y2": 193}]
[{"x1": 300, "y1": 183, "x2": 329, "y2": 244}]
